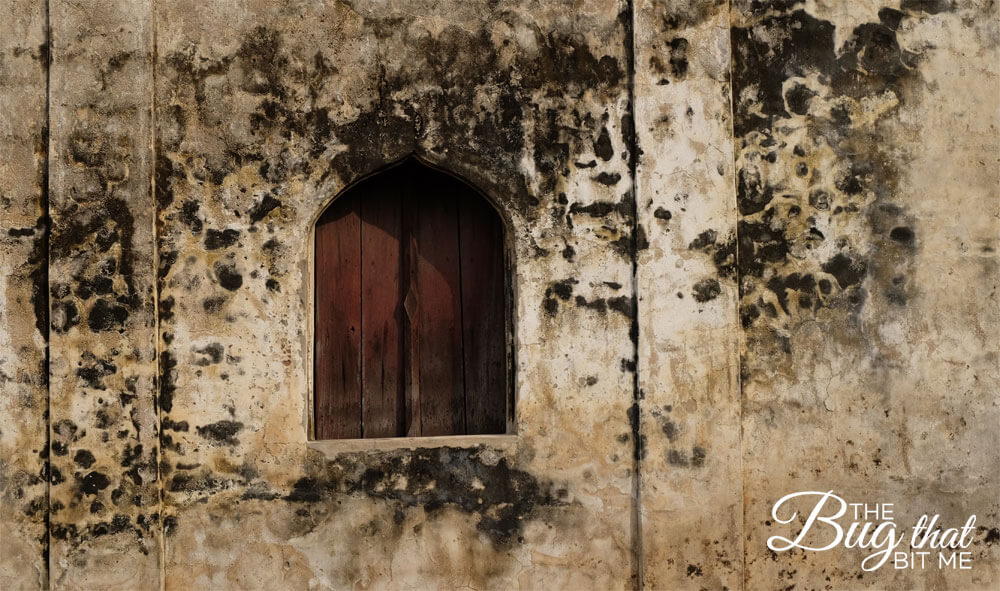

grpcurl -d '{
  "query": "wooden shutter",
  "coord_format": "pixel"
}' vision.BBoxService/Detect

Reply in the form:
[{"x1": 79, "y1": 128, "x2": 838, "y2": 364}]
[
  {"x1": 314, "y1": 193, "x2": 362, "y2": 439},
  {"x1": 459, "y1": 196, "x2": 507, "y2": 434},
  {"x1": 314, "y1": 160, "x2": 507, "y2": 439},
  {"x1": 412, "y1": 171, "x2": 466, "y2": 436},
  {"x1": 360, "y1": 175, "x2": 405, "y2": 437}
]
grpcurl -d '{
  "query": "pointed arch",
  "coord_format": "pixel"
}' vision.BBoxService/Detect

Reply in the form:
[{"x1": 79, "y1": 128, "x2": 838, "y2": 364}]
[{"x1": 314, "y1": 158, "x2": 509, "y2": 439}]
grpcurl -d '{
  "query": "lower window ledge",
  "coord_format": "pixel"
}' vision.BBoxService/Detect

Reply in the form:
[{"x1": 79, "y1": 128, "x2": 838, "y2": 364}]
[{"x1": 307, "y1": 433, "x2": 519, "y2": 456}]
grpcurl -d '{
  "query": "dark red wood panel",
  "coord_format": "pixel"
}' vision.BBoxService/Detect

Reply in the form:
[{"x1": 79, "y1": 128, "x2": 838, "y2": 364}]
[
  {"x1": 413, "y1": 183, "x2": 466, "y2": 436},
  {"x1": 361, "y1": 182, "x2": 405, "y2": 438},
  {"x1": 459, "y1": 197, "x2": 507, "y2": 434},
  {"x1": 314, "y1": 193, "x2": 362, "y2": 439}
]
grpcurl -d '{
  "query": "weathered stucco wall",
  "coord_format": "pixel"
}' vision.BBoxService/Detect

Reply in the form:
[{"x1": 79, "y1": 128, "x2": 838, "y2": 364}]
[
  {"x1": 634, "y1": 1, "x2": 743, "y2": 588},
  {"x1": 732, "y1": 1, "x2": 1000, "y2": 588},
  {"x1": 47, "y1": 1, "x2": 161, "y2": 587},
  {"x1": 0, "y1": 0, "x2": 997, "y2": 589},
  {"x1": 154, "y1": 1, "x2": 636, "y2": 589},
  {"x1": 0, "y1": 0, "x2": 48, "y2": 587}
]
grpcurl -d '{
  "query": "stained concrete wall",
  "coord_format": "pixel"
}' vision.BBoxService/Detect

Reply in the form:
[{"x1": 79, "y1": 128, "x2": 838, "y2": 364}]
[
  {"x1": 0, "y1": 0, "x2": 48, "y2": 587},
  {"x1": 0, "y1": 1, "x2": 997, "y2": 589}
]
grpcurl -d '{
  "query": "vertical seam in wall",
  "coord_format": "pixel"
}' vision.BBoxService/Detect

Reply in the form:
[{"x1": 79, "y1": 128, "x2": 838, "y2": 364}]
[
  {"x1": 724, "y1": 2, "x2": 746, "y2": 590},
  {"x1": 150, "y1": 1, "x2": 165, "y2": 588},
  {"x1": 623, "y1": 0, "x2": 643, "y2": 589},
  {"x1": 43, "y1": 1, "x2": 52, "y2": 587}
]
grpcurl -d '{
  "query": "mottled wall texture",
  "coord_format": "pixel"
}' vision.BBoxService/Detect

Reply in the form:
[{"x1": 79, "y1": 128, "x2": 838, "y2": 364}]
[{"x1": 0, "y1": 0, "x2": 996, "y2": 589}]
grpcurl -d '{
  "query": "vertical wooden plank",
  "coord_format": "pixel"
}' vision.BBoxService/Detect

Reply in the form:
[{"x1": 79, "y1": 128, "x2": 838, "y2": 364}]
[
  {"x1": 402, "y1": 225, "x2": 421, "y2": 437},
  {"x1": 413, "y1": 173, "x2": 466, "y2": 436},
  {"x1": 314, "y1": 193, "x2": 362, "y2": 439},
  {"x1": 459, "y1": 198, "x2": 507, "y2": 434},
  {"x1": 361, "y1": 180, "x2": 404, "y2": 437},
  {"x1": 403, "y1": 194, "x2": 422, "y2": 437}
]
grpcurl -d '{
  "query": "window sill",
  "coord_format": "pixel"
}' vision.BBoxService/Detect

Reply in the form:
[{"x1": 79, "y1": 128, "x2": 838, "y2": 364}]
[{"x1": 307, "y1": 433, "x2": 519, "y2": 456}]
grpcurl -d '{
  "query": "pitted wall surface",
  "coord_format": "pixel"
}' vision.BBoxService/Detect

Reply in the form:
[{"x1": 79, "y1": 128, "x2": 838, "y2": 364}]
[{"x1": 0, "y1": 1, "x2": 996, "y2": 589}]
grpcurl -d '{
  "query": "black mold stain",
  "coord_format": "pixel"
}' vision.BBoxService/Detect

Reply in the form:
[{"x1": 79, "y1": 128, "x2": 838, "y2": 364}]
[
  {"x1": 666, "y1": 38, "x2": 689, "y2": 78},
  {"x1": 691, "y1": 446, "x2": 706, "y2": 467},
  {"x1": 688, "y1": 229, "x2": 717, "y2": 250},
  {"x1": 76, "y1": 357, "x2": 117, "y2": 390},
  {"x1": 160, "y1": 20, "x2": 626, "y2": 222},
  {"x1": 784, "y1": 82, "x2": 815, "y2": 115},
  {"x1": 543, "y1": 278, "x2": 578, "y2": 316},
  {"x1": 25, "y1": 211, "x2": 50, "y2": 340},
  {"x1": 889, "y1": 226, "x2": 914, "y2": 245},
  {"x1": 574, "y1": 295, "x2": 608, "y2": 314},
  {"x1": 594, "y1": 126, "x2": 614, "y2": 161},
  {"x1": 204, "y1": 228, "x2": 240, "y2": 250},
  {"x1": 281, "y1": 447, "x2": 567, "y2": 550},
  {"x1": 213, "y1": 261, "x2": 243, "y2": 291},
  {"x1": 666, "y1": 447, "x2": 706, "y2": 469},
  {"x1": 736, "y1": 167, "x2": 774, "y2": 216},
  {"x1": 87, "y1": 298, "x2": 129, "y2": 332},
  {"x1": 158, "y1": 351, "x2": 177, "y2": 413},
  {"x1": 202, "y1": 296, "x2": 226, "y2": 313},
  {"x1": 653, "y1": 207, "x2": 671, "y2": 221},
  {"x1": 627, "y1": 403, "x2": 646, "y2": 461},
  {"x1": 727, "y1": 5, "x2": 930, "y2": 364},
  {"x1": 195, "y1": 420, "x2": 244, "y2": 446},
  {"x1": 248, "y1": 194, "x2": 282, "y2": 223},
  {"x1": 193, "y1": 343, "x2": 224, "y2": 366},
  {"x1": 692, "y1": 278, "x2": 721, "y2": 303},
  {"x1": 822, "y1": 253, "x2": 867, "y2": 289},
  {"x1": 178, "y1": 200, "x2": 203, "y2": 234},
  {"x1": 900, "y1": 0, "x2": 954, "y2": 14},
  {"x1": 569, "y1": 200, "x2": 629, "y2": 218},
  {"x1": 667, "y1": 449, "x2": 688, "y2": 466},
  {"x1": 594, "y1": 172, "x2": 622, "y2": 186},
  {"x1": 77, "y1": 471, "x2": 111, "y2": 496}
]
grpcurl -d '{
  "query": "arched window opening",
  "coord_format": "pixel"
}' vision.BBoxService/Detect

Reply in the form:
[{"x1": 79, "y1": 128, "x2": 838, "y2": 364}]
[{"x1": 314, "y1": 159, "x2": 509, "y2": 439}]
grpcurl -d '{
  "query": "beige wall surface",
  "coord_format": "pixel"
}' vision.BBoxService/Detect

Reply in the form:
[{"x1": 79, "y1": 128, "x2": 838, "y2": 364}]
[{"x1": 0, "y1": 1, "x2": 996, "y2": 589}]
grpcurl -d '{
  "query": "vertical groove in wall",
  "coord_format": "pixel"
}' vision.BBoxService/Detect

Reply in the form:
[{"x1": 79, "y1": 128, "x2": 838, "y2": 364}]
[
  {"x1": 723, "y1": 2, "x2": 746, "y2": 589},
  {"x1": 622, "y1": 0, "x2": 644, "y2": 588},
  {"x1": 43, "y1": 0, "x2": 52, "y2": 587},
  {"x1": 150, "y1": 0, "x2": 165, "y2": 588}
]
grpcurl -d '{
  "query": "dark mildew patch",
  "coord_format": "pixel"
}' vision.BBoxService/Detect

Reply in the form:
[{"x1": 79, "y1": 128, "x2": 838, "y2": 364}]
[
  {"x1": 77, "y1": 471, "x2": 111, "y2": 496},
  {"x1": 272, "y1": 447, "x2": 569, "y2": 549},
  {"x1": 87, "y1": 298, "x2": 129, "y2": 332},
  {"x1": 195, "y1": 420, "x2": 244, "y2": 446},
  {"x1": 73, "y1": 450, "x2": 97, "y2": 469},
  {"x1": 730, "y1": 5, "x2": 924, "y2": 367},
  {"x1": 543, "y1": 278, "x2": 578, "y2": 316},
  {"x1": 594, "y1": 126, "x2": 614, "y2": 161},
  {"x1": 692, "y1": 278, "x2": 721, "y2": 303},
  {"x1": 204, "y1": 228, "x2": 240, "y2": 250},
  {"x1": 213, "y1": 261, "x2": 243, "y2": 291},
  {"x1": 76, "y1": 357, "x2": 117, "y2": 390},
  {"x1": 193, "y1": 343, "x2": 225, "y2": 366},
  {"x1": 248, "y1": 194, "x2": 281, "y2": 224}
]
